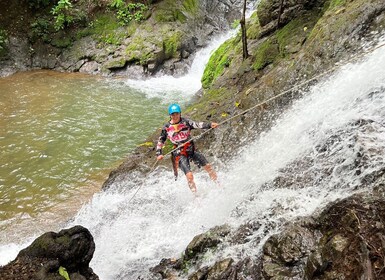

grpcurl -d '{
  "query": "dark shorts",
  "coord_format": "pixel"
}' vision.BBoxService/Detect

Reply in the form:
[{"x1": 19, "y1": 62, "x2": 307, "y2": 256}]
[{"x1": 178, "y1": 151, "x2": 209, "y2": 174}]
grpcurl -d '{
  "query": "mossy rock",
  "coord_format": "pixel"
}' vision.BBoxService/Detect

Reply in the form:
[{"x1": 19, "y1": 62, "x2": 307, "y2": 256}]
[
  {"x1": 201, "y1": 38, "x2": 237, "y2": 88},
  {"x1": 252, "y1": 37, "x2": 280, "y2": 70},
  {"x1": 246, "y1": 11, "x2": 261, "y2": 40},
  {"x1": 306, "y1": 0, "x2": 376, "y2": 50},
  {"x1": 104, "y1": 57, "x2": 127, "y2": 69},
  {"x1": 185, "y1": 87, "x2": 235, "y2": 121},
  {"x1": 256, "y1": 0, "x2": 274, "y2": 27},
  {"x1": 51, "y1": 35, "x2": 73, "y2": 48},
  {"x1": 125, "y1": 26, "x2": 182, "y2": 65},
  {"x1": 125, "y1": 34, "x2": 158, "y2": 63},
  {"x1": 184, "y1": 225, "x2": 231, "y2": 261},
  {"x1": 154, "y1": 0, "x2": 199, "y2": 23},
  {"x1": 86, "y1": 14, "x2": 128, "y2": 45},
  {"x1": 328, "y1": 0, "x2": 348, "y2": 9},
  {"x1": 276, "y1": 10, "x2": 322, "y2": 56},
  {"x1": 163, "y1": 29, "x2": 183, "y2": 58}
]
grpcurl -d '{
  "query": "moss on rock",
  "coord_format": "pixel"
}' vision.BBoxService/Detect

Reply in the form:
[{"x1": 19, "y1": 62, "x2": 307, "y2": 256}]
[
  {"x1": 246, "y1": 11, "x2": 261, "y2": 40},
  {"x1": 163, "y1": 30, "x2": 183, "y2": 58},
  {"x1": 201, "y1": 38, "x2": 237, "y2": 88},
  {"x1": 82, "y1": 14, "x2": 128, "y2": 45},
  {"x1": 154, "y1": 0, "x2": 199, "y2": 23},
  {"x1": 276, "y1": 10, "x2": 321, "y2": 57},
  {"x1": 104, "y1": 57, "x2": 127, "y2": 69},
  {"x1": 252, "y1": 37, "x2": 280, "y2": 70}
]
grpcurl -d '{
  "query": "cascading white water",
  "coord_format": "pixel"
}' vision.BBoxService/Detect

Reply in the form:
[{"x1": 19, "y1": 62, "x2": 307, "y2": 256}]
[
  {"x1": 58, "y1": 43, "x2": 384, "y2": 279},
  {"x1": 123, "y1": 32, "x2": 236, "y2": 100}
]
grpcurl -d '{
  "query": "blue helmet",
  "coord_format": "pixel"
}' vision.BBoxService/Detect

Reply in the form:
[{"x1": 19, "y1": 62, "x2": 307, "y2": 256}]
[{"x1": 168, "y1": 104, "x2": 181, "y2": 115}]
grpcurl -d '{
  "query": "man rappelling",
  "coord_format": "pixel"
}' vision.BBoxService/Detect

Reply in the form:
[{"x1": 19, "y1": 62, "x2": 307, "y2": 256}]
[{"x1": 156, "y1": 104, "x2": 219, "y2": 194}]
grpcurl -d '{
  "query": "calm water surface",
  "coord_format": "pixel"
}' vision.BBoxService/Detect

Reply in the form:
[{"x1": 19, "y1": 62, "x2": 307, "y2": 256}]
[{"x1": 0, "y1": 70, "x2": 166, "y2": 242}]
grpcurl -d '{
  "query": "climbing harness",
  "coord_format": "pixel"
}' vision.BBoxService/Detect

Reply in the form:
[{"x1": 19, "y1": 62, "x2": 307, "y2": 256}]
[
  {"x1": 127, "y1": 41, "x2": 385, "y2": 203},
  {"x1": 170, "y1": 142, "x2": 193, "y2": 180}
]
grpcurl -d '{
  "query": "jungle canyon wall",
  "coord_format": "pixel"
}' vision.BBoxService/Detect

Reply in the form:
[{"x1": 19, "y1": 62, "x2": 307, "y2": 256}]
[{"x1": 0, "y1": 0, "x2": 244, "y2": 78}]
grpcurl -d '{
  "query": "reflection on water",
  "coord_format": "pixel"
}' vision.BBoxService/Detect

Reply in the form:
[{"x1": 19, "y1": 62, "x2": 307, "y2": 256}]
[{"x1": 0, "y1": 70, "x2": 166, "y2": 242}]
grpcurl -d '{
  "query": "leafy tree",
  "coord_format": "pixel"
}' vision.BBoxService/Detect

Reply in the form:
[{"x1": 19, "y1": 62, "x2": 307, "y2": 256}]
[
  {"x1": 51, "y1": 0, "x2": 74, "y2": 30},
  {"x1": 109, "y1": 0, "x2": 148, "y2": 25}
]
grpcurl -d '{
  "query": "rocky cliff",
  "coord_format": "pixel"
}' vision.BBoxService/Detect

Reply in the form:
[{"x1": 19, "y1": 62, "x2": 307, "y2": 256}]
[{"x1": 0, "y1": 0, "x2": 243, "y2": 78}]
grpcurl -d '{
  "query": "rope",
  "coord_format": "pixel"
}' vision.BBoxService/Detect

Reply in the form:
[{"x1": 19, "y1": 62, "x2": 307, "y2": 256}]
[{"x1": 126, "y1": 41, "x2": 385, "y2": 202}]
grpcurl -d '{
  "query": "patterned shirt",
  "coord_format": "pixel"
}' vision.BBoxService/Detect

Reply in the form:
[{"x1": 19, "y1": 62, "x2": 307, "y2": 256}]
[{"x1": 156, "y1": 117, "x2": 211, "y2": 156}]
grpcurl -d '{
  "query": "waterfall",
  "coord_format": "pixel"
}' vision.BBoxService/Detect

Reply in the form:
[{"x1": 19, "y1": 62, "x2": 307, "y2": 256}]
[
  {"x1": 123, "y1": 32, "x2": 236, "y2": 101},
  {"x1": 122, "y1": 0, "x2": 260, "y2": 101},
  {"x1": 63, "y1": 43, "x2": 385, "y2": 279}
]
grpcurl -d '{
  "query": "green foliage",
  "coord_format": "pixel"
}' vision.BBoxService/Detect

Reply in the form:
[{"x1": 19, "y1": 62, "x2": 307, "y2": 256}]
[
  {"x1": 201, "y1": 38, "x2": 235, "y2": 88},
  {"x1": 51, "y1": 0, "x2": 74, "y2": 31},
  {"x1": 109, "y1": 1, "x2": 148, "y2": 26},
  {"x1": 0, "y1": 29, "x2": 7, "y2": 56},
  {"x1": 58, "y1": 266, "x2": 70, "y2": 280},
  {"x1": 28, "y1": 0, "x2": 50, "y2": 9},
  {"x1": 87, "y1": 15, "x2": 127, "y2": 45},
  {"x1": 232, "y1": 20, "x2": 240, "y2": 29},
  {"x1": 163, "y1": 31, "x2": 182, "y2": 58},
  {"x1": 30, "y1": 18, "x2": 52, "y2": 42}
]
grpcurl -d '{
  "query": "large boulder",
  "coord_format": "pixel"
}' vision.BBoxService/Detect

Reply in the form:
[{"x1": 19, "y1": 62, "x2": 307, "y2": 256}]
[{"x1": 0, "y1": 225, "x2": 98, "y2": 280}]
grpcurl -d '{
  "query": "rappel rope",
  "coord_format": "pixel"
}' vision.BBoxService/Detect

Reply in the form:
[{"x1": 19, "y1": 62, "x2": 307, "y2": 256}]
[{"x1": 127, "y1": 41, "x2": 385, "y2": 203}]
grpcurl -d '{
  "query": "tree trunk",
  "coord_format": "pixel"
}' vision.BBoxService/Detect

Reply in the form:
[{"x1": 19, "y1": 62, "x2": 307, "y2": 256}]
[
  {"x1": 241, "y1": 0, "x2": 249, "y2": 60},
  {"x1": 277, "y1": 0, "x2": 285, "y2": 29}
]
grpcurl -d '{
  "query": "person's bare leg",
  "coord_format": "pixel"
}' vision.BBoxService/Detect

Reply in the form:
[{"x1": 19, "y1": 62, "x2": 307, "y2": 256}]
[
  {"x1": 204, "y1": 164, "x2": 217, "y2": 182},
  {"x1": 186, "y1": 172, "x2": 197, "y2": 193}
]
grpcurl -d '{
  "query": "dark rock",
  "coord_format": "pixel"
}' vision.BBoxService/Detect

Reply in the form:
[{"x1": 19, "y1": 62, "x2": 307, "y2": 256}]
[
  {"x1": 257, "y1": 191, "x2": 385, "y2": 279},
  {"x1": 0, "y1": 225, "x2": 98, "y2": 280},
  {"x1": 184, "y1": 224, "x2": 231, "y2": 261},
  {"x1": 257, "y1": 0, "x2": 324, "y2": 36}
]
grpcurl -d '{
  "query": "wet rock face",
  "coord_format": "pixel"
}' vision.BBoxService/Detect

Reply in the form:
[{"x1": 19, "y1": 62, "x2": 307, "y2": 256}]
[
  {"x1": 257, "y1": 0, "x2": 325, "y2": 35},
  {"x1": 150, "y1": 225, "x2": 232, "y2": 279},
  {"x1": 0, "y1": 225, "x2": 99, "y2": 280},
  {"x1": 149, "y1": 190, "x2": 385, "y2": 280},
  {"x1": 148, "y1": 114, "x2": 385, "y2": 279},
  {"x1": 263, "y1": 117, "x2": 385, "y2": 192},
  {"x1": 260, "y1": 192, "x2": 385, "y2": 279}
]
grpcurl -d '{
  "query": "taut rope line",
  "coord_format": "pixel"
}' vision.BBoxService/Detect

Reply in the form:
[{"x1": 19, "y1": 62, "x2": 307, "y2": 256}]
[{"x1": 127, "y1": 41, "x2": 385, "y2": 203}]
